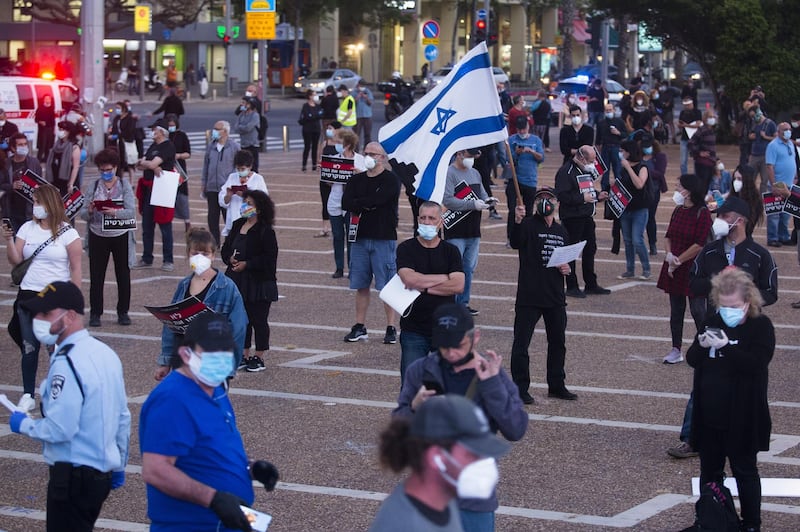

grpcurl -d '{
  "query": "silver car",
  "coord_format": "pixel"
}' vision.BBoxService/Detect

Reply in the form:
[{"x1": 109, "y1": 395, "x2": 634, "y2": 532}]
[{"x1": 294, "y1": 69, "x2": 361, "y2": 96}]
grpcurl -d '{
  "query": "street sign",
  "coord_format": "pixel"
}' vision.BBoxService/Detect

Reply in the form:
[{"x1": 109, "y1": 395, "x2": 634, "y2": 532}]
[
  {"x1": 477, "y1": 9, "x2": 487, "y2": 19},
  {"x1": 422, "y1": 20, "x2": 440, "y2": 45},
  {"x1": 246, "y1": 12, "x2": 276, "y2": 39},
  {"x1": 134, "y1": 4, "x2": 151, "y2": 34},
  {"x1": 424, "y1": 44, "x2": 439, "y2": 62},
  {"x1": 246, "y1": 0, "x2": 275, "y2": 12}
]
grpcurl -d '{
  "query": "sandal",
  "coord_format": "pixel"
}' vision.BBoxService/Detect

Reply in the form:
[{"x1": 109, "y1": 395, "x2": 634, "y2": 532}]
[{"x1": 313, "y1": 230, "x2": 330, "y2": 238}]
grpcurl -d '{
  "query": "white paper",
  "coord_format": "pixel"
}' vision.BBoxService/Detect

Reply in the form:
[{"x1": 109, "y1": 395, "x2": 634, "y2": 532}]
[
  {"x1": 547, "y1": 240, "x2": 587, "y2": 268},
  {"x1": 379, "y1": 274, "x2": 421, "y2": 316},
  {"x1": 692, "y1": 477, "x2": 800, "y2": 497},
  {"x1": 240, "y1": 505, "x2": 272, "y2": 531},
  {"x1": 0, "y1": 394, "x2": 19, "y2": 413},
  {"x1": 684, "y1": 126, "x2": 698, "y2": 139},
  {"x1": 149, "y1": 170, "x2": 181, "y2": 208}
]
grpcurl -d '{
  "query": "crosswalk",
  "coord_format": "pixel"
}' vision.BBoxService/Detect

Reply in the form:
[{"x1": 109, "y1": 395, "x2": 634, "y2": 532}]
[{"x1": 184, "y1": 131, "x2": 305, "y2": 153}]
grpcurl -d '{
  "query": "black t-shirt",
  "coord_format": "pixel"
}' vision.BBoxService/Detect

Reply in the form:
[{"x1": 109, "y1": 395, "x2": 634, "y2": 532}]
[
  {"x1": 170, "y1": 131, "x2": 191, "y2": 193},
  {"x1": 509, "y1": 215, "x2": 568, "y2": 308},
  {"x1": 143, "y1": 139, "x2": 176, "y2": 181},
  {"x1": 618, "y1": 161, "x2": 649, "y2": 211},
  {"x1": 320, "y1": 94, "x2": 339, "y2": 119},
  {"x1": 396, "y1": 238, "x2": 463, "y2": 337}
]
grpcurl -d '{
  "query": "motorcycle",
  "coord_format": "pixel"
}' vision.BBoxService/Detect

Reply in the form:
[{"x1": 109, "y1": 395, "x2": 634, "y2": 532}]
[
  {"x1": 377, "y1": 77, "x2": 415, "y2": 122},
  {"x1": 144, "y1": 68, "x2": 163, "y2": 93}
]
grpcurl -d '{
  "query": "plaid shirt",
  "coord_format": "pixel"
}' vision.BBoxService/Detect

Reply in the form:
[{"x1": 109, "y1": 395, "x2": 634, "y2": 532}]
[{"x1": 656, "y1": 205, "x2": 712, "y2": 296}]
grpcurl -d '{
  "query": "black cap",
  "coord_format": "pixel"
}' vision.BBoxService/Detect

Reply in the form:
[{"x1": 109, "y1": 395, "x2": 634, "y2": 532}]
[
  {"x1": 149, "y1": 118, "x2": 169, "y2": 130},
  {"x1": 182, "y1": 313, "x2": 235, "y2": 352},
  {"x1": 535, "y1": 186, "x2": 556, "y2": 199},
  {"x1": 410, "y1": 394, "x2": 510, "y2": 458},
  {"x1": 514, "y1": 115, "x2": 529, "y2": 130},
  {"x1": 716, "y1": 196, "x2": 751, "y2": 219},
  {"x1": 431, "y1": 304, "x2": 474, "y2": 348},
  {"x1": 22, "y1": 281, "x2": 85, "y2": 315},
  {"x1": 338, "y1": 84, "x2": 349, "y2": 92},
  {"x1": 466, "y1": 148, "x2": 482, "y2": 156}
]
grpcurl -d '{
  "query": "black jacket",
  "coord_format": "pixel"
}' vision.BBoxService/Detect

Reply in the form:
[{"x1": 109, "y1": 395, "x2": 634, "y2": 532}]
[
  {"x1": 555, "y1": 159, "x2": 596, "y2": 220},
  {"x1": 510, "y1": 215, "x2": 568, "y2": 308},
  {"x1": 221, "y1": 218, "x2": 278, "y2": 284}
]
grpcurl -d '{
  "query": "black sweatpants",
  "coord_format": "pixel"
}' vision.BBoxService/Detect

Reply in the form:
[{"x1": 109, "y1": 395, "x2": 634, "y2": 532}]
[{"x1": 510, "y1": 305, "x2": 568, "y2": 393}]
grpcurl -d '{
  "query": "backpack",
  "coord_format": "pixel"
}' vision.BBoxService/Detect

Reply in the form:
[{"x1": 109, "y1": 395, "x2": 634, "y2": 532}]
[
  {"x1": 694, "y1": 480, "x2": 739, "y2": 531},
  {"x1": 256, "y1": 114, "x2": 268, "y2": 141}
]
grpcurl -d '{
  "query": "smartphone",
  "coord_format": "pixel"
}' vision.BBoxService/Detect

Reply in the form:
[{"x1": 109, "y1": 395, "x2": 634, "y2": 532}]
[
  {"x1": 422, "y1": 380, "x2": 445, "y2": 395},
  {"x1": 704, "y1": 327, "x2": 723, "y2": 338},
  {"x1": 1, "y1": 218, "x2": 11, "y2": 231}
]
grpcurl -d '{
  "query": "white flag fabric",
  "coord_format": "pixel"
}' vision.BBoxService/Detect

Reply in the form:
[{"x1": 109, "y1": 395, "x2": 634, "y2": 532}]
[{"x1": 378, "y1": 42, "x2": 508, "y2": 204}]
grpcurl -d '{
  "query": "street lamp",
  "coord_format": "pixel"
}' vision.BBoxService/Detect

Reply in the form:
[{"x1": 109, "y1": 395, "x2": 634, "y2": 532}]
[{"x1": 356, "y1": 42, "x2": 365, "y2": 76}]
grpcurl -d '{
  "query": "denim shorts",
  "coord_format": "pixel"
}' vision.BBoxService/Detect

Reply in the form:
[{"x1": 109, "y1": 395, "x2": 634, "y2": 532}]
[{"x1": 348, "y1": 238, "x2": 396, "y2": 290}]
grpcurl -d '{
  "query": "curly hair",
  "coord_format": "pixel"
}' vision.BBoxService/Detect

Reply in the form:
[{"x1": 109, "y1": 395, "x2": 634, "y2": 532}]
[
  {"x1": 242, "y1": 189, "x2": 275, "y2": 226},
  {"x1": 710, "y1": 267, "x2": 763, "y2": 318}
]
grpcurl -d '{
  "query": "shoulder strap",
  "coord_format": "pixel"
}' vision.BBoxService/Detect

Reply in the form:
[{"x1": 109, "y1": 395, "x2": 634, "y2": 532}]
[
  {"x1": 29, "y1": 224, "x2": 72, "y2": 260},
  {"x1": 54, "y1": 343, "x2": 84, "y2": 401}
]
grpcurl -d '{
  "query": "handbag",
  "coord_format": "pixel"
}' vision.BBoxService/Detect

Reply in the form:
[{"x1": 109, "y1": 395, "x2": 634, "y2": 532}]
[
  {"x1": 11, "y1": 225, "x2": 72, "y2": 285},
  {"x1": 124, "y1": 140, "x2": 138, "y2": 165}
]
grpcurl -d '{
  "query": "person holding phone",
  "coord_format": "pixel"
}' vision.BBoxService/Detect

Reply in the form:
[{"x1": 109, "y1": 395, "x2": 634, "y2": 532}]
[{"x1": 394, "y1": 303, "x2": 527, "y2": 531}]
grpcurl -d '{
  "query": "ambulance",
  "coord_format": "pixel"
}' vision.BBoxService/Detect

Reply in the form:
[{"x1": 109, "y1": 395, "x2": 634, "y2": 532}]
[{"x1": 0, "y1": 76, "x2": 80, "y2": 151}]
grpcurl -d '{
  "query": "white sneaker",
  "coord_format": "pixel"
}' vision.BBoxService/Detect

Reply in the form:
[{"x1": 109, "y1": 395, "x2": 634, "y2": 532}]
[
  {"x1": 17, "y1": 393, "x2": 35, "y2": 412},
  {"x1": 663, "y1": 348, "x2": 684, "y2": 364}
]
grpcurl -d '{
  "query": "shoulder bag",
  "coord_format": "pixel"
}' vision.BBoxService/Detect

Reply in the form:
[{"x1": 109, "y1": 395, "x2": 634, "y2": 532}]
[{"x1": 11, "y1": 225, "x2": 72, "y2": 285}]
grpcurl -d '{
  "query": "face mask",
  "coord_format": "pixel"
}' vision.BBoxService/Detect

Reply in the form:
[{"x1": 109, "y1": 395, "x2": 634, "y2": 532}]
[
  {"x1": 211, "y1": 130, "x2": 220, "y2": 141},
  {"x1": 536, "y1": 197, "x2": 555, "y2": 217},
  {"x1": 652, "y1": 121, "x2": 660, "y2": 128},
  {"x1": 325, "y1": 129, "x2": 334, "y2": 138},
  {"x1": 733, "y1": 179, "x2": 743, "y2": 193},
  {"x1": 571, "y1": 116, "x2": 582, "y2": 126},
  {"x1": 189, "y1": 253, "x2": 212, "y2": 276},
  {"x1": 719, "y1": 306, "x2": 746, "y2": 328},
  {"x1": 417, "y1": 223, "x2": 439, "y2": 241},
  {"x1": 336, "y1": 91, "x2": 343, "y2": 98},
  {"x1": 717, "y1": 162, "x2": 724, "y2": 171},
  {"x1": 712, "y1": 217, "x2": 730, "y2": 238},
  {"x1": 636, "y1": 99, "x2": 644, "y2": 106},
  {"x1": 567, "y1": 97, "x2": 575, "y2": 104},
  {"x1": 783, "y1": 129, "x2": 792, "y2": 140},
  {"x1": 187, "y1": 349, "x2": 234, "y2": 387},
  {"x1": 32, "y1": 312, "x2": 67, "y2": 345},
  {"x1": 245, "y1": 91, "x2": 253, "y2": 97},
  {"x1": 238, "y1": 169, "x2": 250, "y2": 178},
  {"x1": 462, "y1": 157, "x2": 475, "y2": 169},
  {"x1": 364, "y1": 156, "x2": 376, "y2": 170},
  {"x1": 16, "y1": 146, "x2": 28, "y2": 157},
  {"x1": 583, "y1": 163, "x2": 595, "y2": 174},
  {"x1": 334, "y1": 143, "x2": 344, "y2": 154},
  {"x1": 33, "y1": 205, "x2": 47, "y2": 219},
  {"x1": 643, "y1": 146, "x2": 653, "y2": 155},
  {"x1": 0, "y1": 120, "x2": 5, "y2": 126},
  {"x1": 313, "y1": 95, "x2": 320, "y2": 103},
  {"x1": 605, "y1": 112, "x2": 614, "y2": 119},
  {"x1": 755, "y1": 112, "x2": 763, "y2": 122},
  {"x1": 436, "y1": 453, "x2": 498, "y2": 500},
  {"x1": 518, "y1": 133, "x2": 529, "y2": 139},
  {"x1": 101, "y1": 170, "x2": 115, "y2": 181},
  {"x1": 240, "y1": 105, "x2": 247, "y2": 111},
  {"x1": 240, "y1": 203, "x2": 257, "y2": 219},
  {"x1": 653, "y1": 92, "x2": 660, "y2": 100},
  {"x1": 707, "y1": 118, "x2": 717, "y2": 126},
  {"x1": 57, "y1": 130, "x2": 67, "y2": 139},
  {"x1": 792, "y1": 122, "x2": 799, "y2": 129},
  {"x1": 672, "y1": 191, "x2": 685, "y2": 206},
  {"x1": 614, "y1": 109, "x2": 622, "y2": 118},
  {"x1": 168, "y1": 126, "x2": 176, "y2": 133},
  {"x1": 114, "y1": 108, "x2": 121, "y2": 115}
]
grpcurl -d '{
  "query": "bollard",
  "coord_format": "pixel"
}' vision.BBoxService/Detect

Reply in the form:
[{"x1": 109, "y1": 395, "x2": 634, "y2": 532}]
[
  {"x1": 212, "y1": 89, "x2": 217, "y2": 101},
  {"x1": 282, "y1": 125, "x2": 289, "y2": 152},
  {"x1": 185, "y1": 90, "x2": 191, "y2": 102}
]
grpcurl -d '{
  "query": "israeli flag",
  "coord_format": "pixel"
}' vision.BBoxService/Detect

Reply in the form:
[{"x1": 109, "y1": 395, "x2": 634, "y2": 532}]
[{"x1": 379, "y1": 42, "x2": 508, "y2": 204}]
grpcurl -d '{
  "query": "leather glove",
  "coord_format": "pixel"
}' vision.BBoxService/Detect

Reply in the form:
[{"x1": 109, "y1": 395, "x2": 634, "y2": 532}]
[
  {"x1": 251, "y1": 460, "x2": 279, "y2": 492},
  {"x1": 209, "y1": 491, "x2": 252, "y2": 531},
  {"x1": 10, "y1": 411, "x2": 27, "y2": 433},
  {"x1": 111, "y1": 471, "x2": 125, "y2": 489},
  {"x1": 473, "y1": 199, "x2": 489, "y2": 210}
]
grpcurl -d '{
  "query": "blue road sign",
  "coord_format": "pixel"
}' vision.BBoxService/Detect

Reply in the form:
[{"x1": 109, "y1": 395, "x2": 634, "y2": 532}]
[
  {"x1": 424, "y1": 45, "x2": 439, "y2": 62},
  {"x1": 477, "y1": 9, "x2": 487, "y2": 19},
  {"x1": 422, "y1": 20, "x2": 440, "y2": 39}
]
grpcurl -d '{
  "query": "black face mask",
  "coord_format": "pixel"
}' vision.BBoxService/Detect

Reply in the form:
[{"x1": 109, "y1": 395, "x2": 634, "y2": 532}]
[
  {"x1": 448, "y1": 351, "x2": 474, "y2": 368},
  {"x1": 536, "y1": 197, "x2": 555, "y2": 217}
]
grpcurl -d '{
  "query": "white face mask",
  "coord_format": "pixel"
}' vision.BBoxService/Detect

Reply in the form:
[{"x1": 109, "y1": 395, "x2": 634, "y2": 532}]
[
  {"x1": 707, "y1": 118, "x2": 717, "y2": 126},
  {"x1": 57, "y1": 130, "x2": 67, "y2": 139},
  {"x1": 190, "y1": 253, "x2": 212, "y2": 276},
  {"x1": 733, "y1": 179, "x2": 743, "y2": 193},
  {"x1": 32, "y1": 312, "x2": 67, "y2": 345},
  {"x1": 436, "y1": 453, "x2": 498, "y2": 500},
  {"x1": 636, "y1": 99, "x2": 644, "y2": 106},
  {"x1": 653, "y1": 120, "x2": 660, "y2": 128},
  {"x1": 672, "y1": 191, "x2": 685, "y2": 206},
  {"x1": 712, "y1": 217, "x2": 731, "y2": 239},
  {"x1": 244, "y1": 91, "x2": 253, "y2": 97},
  {"x1": 33, "y1": 205, "x2": 48, "y2": 220},
  {"x1": 571, "y1": 116, "x2": 582, "y2": 126},
  {"x1": 462, "y1": 157, "x2": 475, "y2": 169},
  {"x1": 717, "y1": 162, "x2": 724, "y2": 171},
  {"x1": 364, "y1": 156, "x2": 377, "y2": 170}
]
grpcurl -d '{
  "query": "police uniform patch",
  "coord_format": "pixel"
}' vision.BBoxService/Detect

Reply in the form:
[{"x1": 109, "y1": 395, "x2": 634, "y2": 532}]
[{"x1": 50, "y1": 375, "x2": 65, "y2": 400}]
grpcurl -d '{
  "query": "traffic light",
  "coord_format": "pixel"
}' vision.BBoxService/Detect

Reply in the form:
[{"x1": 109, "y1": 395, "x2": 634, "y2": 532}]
[
  {"x1": 223, "y1": 35, "x2": 231, "y2": 45},
  {"x1": 217, "y1": 25, "x2": 226, "y2": 39},
  {"x1": 474, "y1": 11, "x2": 487, "y2": 44},
  {"x1": 487, "y1": 9, "x2": 498, "y2": 47}
]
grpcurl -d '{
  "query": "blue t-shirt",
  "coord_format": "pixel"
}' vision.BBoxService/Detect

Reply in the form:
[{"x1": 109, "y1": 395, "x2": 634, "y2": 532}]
[
  {"x1": 765, "y1": 138, "x2": 796, "y2": 185},
  {"x1": 508, "y1": 133, "x2": 544, "y2": 188},
  {"x1": 140, "y1": 372, "x2": 254, "y2": 531}
]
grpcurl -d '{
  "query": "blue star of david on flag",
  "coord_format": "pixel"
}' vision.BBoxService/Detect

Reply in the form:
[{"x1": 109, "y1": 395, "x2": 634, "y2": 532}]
[{"x1": 431, "y1": 108, "x2": 457, "y2": 135}]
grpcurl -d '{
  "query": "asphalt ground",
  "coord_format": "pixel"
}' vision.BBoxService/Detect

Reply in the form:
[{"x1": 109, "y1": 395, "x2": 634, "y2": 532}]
[{"x1": 0, "y1": 141, "x2": 799, "y2": 531}]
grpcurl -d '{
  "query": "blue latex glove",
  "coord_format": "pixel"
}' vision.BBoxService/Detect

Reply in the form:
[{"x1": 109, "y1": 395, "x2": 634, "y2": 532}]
[
  {"x1": 0, "y1": 142, "x2": 8, "y2": 150},
  {"x1": 111, "y1": 471, "x2": 125, "y2": 489},
  {"x1": 10, "y1": 411, "x2": 28, "y2": 433}
]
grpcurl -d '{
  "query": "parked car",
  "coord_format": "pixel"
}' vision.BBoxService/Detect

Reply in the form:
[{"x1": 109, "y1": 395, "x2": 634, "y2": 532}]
[
  {"x1": 548, "y1": 76, "x2": 628, "y2": 124},
  {"x1": 428, "y1": 66, "x2": 509, "y2": 90},
  {"x1": 294, "y1": 69, "x2": 360, "y2": 96}
]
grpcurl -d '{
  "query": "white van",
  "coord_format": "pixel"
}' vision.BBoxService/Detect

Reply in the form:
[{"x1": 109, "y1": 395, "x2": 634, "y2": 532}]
[{"x1": 0, "y1": 76, "x2": 80, "y2": 151}]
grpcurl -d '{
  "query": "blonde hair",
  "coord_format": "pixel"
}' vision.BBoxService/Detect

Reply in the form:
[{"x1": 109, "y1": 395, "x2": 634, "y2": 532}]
[
  {"x1": 338, "y1": 130, "x2": 359, "y2": 152},
  {"x1": 710, "y1": 267, "x2": 763, "y2": 318},
  {"x1": 33, "y1": 186, "x2": 69, "y2": 239}
]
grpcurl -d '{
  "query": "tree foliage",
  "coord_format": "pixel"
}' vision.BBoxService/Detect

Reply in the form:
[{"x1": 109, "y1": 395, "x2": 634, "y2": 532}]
[
  {"x1": 24, "y1": 0, "x2": 212, "y2": 30},
  {"x1": 592, "y1": 0, "x2": 800, "y2": 115}
]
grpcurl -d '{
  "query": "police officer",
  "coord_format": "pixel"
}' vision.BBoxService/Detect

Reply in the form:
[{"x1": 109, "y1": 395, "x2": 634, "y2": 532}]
[{"x1": 10, "y1": 281, "x2": 131, "y2": 532}]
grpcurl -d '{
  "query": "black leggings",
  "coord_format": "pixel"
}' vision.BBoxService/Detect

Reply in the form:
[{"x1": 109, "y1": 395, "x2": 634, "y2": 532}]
[
  {"x1": 89, "y1": 232, "x2": 130, "y2": 316},
  {"x1": 668, "y1": 294, "x2": 707, "y2": 348},
  {"x1": 244, "y1": 300, "x2": 272, "y2": 351},
  {"x1": 302, "y1": 131, "x2": 319, "y2": 168},
  {"x1": 319, "y1": 182, "x2": 331, "y2": 221}
]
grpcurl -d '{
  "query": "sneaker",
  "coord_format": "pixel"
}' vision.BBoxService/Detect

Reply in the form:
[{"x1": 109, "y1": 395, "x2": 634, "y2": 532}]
[
  {"x1": 667, "y1": 441, "x2": 699, "y2": 459},
  {"x1": 639, "y1": 271, "x2": 652, "y2": 281},
  {"x1": 331, "y1": 269, "x2": 344, "y2": 279},
  {"x1": 548, "y1": 388, "x2": 578, "y2": 400},
  {"x1": 466, "y1": 306, "x2": 479, "y2": 316},
  {"x1": 488, "y1": 209, "x2": 502, "y2": 220},
  {"x1": 585, "y1": 285, "x2": 611, "y2": 295},
  {"x1": 383, "y1": 326, "x2": 397, "y2": 344},
  {"x1": 344, "y1": 323, "x2": 368, "y2": 342},
  {"x1": 89, "y1": 314, "x2": 102, "y2": 327},
  {"x1": 131, "y1": 259, "x2": 153, "y2": 269},
  {"x1": 617, "y1": 271, "x2": 635, "y2": 280},
  {"x1": 663, "y1": 347, "x2": 684, "y2": 364},
  {"x1": 161, "y1": 262, "x2": 175, "y2": 272},
  {"x1": 246, "y1": 355, "x2": 266, "y2": 372},
  {"x1": 238, "y1": 357, "x2": 249, "y2": 371},
  {"x1": 117, "y1": 313, "x2": 132, "y2": 326},
  {"x1": 566, "y1": 288, "x2": 586, "y2": 298},
  {"x1": 519, "y1": 390, "x2": 535, "y2": 405},
  {"x1": 17, "y1": 393, "x2": 35, "y2": 413}
]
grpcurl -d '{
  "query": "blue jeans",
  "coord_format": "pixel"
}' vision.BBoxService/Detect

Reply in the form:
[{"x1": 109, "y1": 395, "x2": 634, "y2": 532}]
[
  {"x1": 620, "y1": 207, "x2": 650, "y2": 274},
  {"x1": 399, "y1": 331, "x2": 431, "y2": 383},
  {"x1": 447, "y1": 237, "x2": 480, "y2": 305},
  {"x1": 348, "y1": 238, "x2": 396, "y2": 290},
  {"x1": 680, "y1": 140, "x2": 689, "y2": 176},
  {"x1": 460, "y1": 509, "x2": 495, "y2": 532},
  {"x1": 330, "y1": 214, "x2": 349, "y2": 271},
  {"x1": 600, "y1": 143, "x2": 621, "y2": 191},
  {"x1": 767, "y1": 211, "x2": 791, "y2": 242}
]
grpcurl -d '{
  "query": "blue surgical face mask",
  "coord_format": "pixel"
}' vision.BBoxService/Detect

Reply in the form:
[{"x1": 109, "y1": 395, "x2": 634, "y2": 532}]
[
  {"x1": 325, "y1": 129, "x2": 334, "y2": 138},
  {"x1": 211, "y1": 129, "x2": 221, "y2": 141},
  {"x1": 187, "y1": 349, "x2": 234, "y2": 387},
  {"x1": 719, "y1": 306, "x2": 745, "y2": 328},
  {"x1": 101, "y1": 169, "x2": 115, "y2": 181},
  {"x1": 168, "y1": 126, "x2": 177, "y2": 133},
  {"x1": 417, "y1": 223, "x2": 439, "y2": 241},
  {"x1": 16, "y1": 146, "x2": 29, "y2": 156},
  {"x1": 334, "y1": 143, "x2": 344, "y2": 154},
  {"x1": 605, "y1": 112, "x2": 614, "y2": 119},
  {"x1": 783, "y1": 129, "x2": 792, "y2": 140},
  {"x1": 643, "y1": 146, "x2": 653, "y2": 155}
]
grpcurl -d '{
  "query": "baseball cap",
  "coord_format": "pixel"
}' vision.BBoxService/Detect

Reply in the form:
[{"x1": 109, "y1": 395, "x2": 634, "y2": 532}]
[
  {"x1": 22, "y1": 281, "x2": 85, "y2": 315},
  {"x1": 716, "y1": 196, "x2": 751, "y2": 219},
  {"x1": 410, "y1": 394, "x2": 510, "y2": 458},
  {"x1": 431, "y1": 303, "x2": 474, "y2": 348},
  {"x1": 182, "y1": 313, "x2": 235, "y2": 352},
  {"x1": 535, "y1": 186, "x2": 556, "y2": 199},
  {"x1": 149, "y1": 118, "x2": 169, "y2": 130},
  {"x1": 466, "y1": 148, "x2": 482, "y2": 156}
]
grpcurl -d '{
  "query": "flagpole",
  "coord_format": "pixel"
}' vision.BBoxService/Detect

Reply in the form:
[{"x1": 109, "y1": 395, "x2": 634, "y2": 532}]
[{"x1": 504, "y1": 141, "x2": 523, "y2": 207}]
